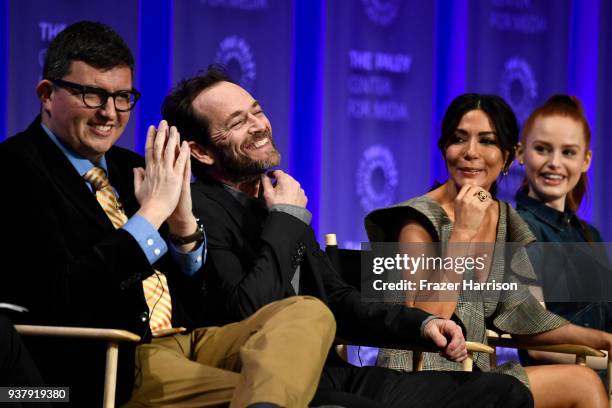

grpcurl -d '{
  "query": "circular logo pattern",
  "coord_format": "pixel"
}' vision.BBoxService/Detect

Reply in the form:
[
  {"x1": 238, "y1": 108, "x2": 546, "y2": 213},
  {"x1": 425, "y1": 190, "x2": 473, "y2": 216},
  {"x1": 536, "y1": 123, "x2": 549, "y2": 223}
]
[
  {"x1": 499, "y1": 57, "x2": 538, "y2": 123},
  {"x1": 362, "y1": 0, "x2": 401, "y2": 26},
  {"x1": 215, "y1": 36, "x2": 256, "y2": 92},
  {"x1": 356, "y1": 144, "x2": 399, "y2": 212}
]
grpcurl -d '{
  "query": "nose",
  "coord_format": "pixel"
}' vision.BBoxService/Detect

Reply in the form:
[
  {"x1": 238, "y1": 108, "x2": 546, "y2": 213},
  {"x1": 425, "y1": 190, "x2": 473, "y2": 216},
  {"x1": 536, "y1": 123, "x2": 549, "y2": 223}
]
[
  {"x1": 463, "y1": 137, "x2": 480, "y2": 159},
  {"x1": 547, "y1": 150, "x2": 562, "y2": 168},
  {"x1": 248, "y1": 112, "x2": 266, "y2": 134},
  {"x1": 97, "y1": 96, "x2": 118, "y2": 120}
]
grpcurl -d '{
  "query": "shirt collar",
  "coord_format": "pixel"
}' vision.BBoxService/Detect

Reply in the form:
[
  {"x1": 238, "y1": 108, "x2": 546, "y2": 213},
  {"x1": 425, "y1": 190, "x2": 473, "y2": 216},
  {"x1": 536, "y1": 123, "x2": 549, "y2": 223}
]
[
  {"x1": 41, "y1": 123, "x2": 108, "y2": 177},
  {"x1": 221, "y1": 183, "x2": 267, "y2": 211},
  {"x1": 514, "y1": 188, "x2": 577, "y2": 232}
]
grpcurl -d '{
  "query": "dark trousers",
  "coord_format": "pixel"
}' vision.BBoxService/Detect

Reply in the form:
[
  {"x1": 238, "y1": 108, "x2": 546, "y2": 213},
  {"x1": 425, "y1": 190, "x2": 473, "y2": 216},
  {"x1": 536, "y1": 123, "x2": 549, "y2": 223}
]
[
  {"x1": 312, "y1": 360, "x2": 533, "y2": 408},
  {"x1": 0, "y1": 315, "x2": 45, "y2": 387},
  {"x1": 0, "y1": 315, "x2": 50, "y2": 408}
]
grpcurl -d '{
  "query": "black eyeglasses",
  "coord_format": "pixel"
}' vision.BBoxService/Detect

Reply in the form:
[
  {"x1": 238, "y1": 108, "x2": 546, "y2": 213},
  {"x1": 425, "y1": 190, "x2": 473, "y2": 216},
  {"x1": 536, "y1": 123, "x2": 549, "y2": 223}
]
[{"x1": 50, "y1": 78, "x2": 141, "y2": 112}]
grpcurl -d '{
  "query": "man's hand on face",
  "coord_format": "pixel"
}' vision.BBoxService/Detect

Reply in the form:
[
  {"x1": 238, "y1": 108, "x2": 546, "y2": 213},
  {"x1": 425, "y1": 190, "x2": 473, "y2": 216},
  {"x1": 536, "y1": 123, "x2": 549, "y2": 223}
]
[
  {"x1": 423, "y1": 318, "x2": 468, "y2": 363},
  {"x1": 134, "y1": 120, "x2": 191, "y2": 229},
  {"x1": 260, "y1": 170, "x2": 308, "y2": 209}
]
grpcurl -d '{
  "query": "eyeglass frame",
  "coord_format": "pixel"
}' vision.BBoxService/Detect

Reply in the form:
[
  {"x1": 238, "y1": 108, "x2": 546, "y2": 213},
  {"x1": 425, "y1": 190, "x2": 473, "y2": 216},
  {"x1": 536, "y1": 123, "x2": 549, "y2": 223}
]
[{"x1": 50, "y1": 78, "x2": 141, "y2": 112}]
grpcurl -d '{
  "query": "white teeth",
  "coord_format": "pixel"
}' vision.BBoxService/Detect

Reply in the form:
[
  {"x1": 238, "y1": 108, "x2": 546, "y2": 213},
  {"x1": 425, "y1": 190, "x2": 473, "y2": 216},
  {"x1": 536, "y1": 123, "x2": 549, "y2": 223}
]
[
  {"x1": 94, "y1": 125, "x2": 111, "y2": 132},
  {"x1": 254, "y1": 138, "x2": 269, "y2": 148},
  {"x1": 543, "y1": 174, "x2": 563, "y2": 180}
]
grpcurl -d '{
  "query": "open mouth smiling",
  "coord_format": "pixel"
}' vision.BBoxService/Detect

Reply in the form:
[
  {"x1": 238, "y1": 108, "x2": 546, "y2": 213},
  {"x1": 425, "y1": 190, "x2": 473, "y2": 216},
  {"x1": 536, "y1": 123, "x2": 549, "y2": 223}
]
[{"x1": 245, "y1": 137, "x2": 270, "y2": 150}]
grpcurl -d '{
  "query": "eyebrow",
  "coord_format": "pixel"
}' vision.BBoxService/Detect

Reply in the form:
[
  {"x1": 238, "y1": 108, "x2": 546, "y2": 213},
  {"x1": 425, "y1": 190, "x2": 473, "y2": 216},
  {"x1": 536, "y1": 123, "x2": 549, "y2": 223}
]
[
  {"x1": 531, "y1": 139, "x2": 581, "y2": 149},
  {"x1": 80, "y1": 83, "x2": 133, "y2": 93},
  {"x1": 224, "y1": 100, "x2": 261, "y2": 126},
  {"x1": 455, "y1": 129, "x2": 497, "y2": 136}
]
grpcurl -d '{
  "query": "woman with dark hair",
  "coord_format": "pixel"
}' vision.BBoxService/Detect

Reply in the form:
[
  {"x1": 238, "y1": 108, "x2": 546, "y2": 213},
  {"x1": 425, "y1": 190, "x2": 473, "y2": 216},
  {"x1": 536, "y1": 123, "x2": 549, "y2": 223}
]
[
  {"x1": 515, "y1": 95, "x2": 611, "y2": 372},
  {"x1": 365, "y1": 93, "x2": 611, "y2": 407}
]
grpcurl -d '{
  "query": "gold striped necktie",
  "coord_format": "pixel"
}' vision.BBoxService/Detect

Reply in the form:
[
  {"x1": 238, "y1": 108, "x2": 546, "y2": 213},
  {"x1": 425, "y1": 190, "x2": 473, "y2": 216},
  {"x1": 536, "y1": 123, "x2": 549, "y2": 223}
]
[{"x1": 84, "y1": 167, "x2": 173, "y2": 335}]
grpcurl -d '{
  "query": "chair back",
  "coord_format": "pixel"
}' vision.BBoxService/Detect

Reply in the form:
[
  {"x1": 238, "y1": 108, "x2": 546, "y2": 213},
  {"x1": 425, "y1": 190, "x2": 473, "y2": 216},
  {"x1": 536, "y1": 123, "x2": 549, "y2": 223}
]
[{"x1": 325, "y1": 234, "x2": 362, "y2": 290}]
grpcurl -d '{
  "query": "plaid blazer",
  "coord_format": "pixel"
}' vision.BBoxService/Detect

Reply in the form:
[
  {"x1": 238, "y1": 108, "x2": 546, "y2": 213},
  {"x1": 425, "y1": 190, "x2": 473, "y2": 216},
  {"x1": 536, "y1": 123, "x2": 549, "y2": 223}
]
[{"x1": 365, "y1": 195, "x2": 568, "y2": 387}]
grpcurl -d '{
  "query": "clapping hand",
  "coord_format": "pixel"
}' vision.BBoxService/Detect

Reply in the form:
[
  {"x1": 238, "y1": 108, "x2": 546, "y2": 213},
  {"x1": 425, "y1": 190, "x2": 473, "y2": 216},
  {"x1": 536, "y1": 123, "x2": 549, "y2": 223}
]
[{"x1": 134, "y1": 120, "x2": 191, "y2": 229}]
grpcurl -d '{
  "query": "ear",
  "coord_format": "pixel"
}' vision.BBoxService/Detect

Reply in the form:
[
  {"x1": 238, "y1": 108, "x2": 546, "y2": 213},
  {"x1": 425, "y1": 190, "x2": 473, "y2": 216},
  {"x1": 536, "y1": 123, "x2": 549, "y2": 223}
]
[
  {"x1": 581, "y1": 149, "x2": 592, "y2": 173},
  {"x1": 188, "y1": 141, "x2": 215, "y2": 166},
  {"x1": 515, "y1": 142, "x2": 525, "y2": 165},
  {"x1": 36, "y1": 80, "x2": 54, "y2": 114}
]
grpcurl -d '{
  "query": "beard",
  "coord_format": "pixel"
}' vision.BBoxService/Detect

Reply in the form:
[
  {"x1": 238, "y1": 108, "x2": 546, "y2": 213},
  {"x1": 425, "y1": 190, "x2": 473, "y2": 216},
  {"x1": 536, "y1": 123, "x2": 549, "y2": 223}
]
[{"x1": 214, "y1": 130, "x2": 281, "y2": 183}]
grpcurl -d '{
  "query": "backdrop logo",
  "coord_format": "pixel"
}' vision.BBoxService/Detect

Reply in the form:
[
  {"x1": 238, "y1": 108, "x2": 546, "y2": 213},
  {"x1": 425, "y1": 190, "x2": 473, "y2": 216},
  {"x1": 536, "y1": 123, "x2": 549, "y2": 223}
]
[
  {"x1": 362, "y1": 0, "x2": 401, "y2": 26},
  {"x1": 215, "y1": 36, "x2": 256, "y2": 92},
  {"x1": 201, "y1": 0, "x2": 268, "y2": 10},
  {"x1": 356, "y1": 145, "x2": 398, "y2": 212},
  {"x1": 499, "y1": 57, "x2": 538, "y2": 123}
]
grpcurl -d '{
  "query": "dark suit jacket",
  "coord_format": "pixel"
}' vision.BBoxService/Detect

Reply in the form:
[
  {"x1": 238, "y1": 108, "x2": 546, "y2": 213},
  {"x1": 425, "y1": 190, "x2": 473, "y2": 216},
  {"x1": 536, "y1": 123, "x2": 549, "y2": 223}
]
[
  {"x1": 192, "y1": 176, "x2": 433, "y2": 348},
  {"x1": 0, "y1": 118, "x2": 203, "y2": 406}
]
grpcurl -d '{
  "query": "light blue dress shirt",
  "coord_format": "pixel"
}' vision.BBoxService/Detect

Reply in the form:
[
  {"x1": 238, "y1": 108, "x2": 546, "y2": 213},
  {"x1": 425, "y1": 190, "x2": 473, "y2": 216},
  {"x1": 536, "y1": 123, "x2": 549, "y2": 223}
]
[{"x1": 41, "y1": 124, "x2": 205, "y2": 275}]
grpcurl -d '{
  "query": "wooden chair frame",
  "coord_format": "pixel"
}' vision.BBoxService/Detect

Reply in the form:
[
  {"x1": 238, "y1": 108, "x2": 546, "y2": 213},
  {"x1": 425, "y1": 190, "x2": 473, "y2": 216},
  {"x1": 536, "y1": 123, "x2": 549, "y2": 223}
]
[
  {"x1": 487, "y1": 330, "x2": 611, "y2": 406},
  {"x1": 325, "y1": 234, "x2": 493, "y2": 372},
  {"x1": 325, "y1": 233, "x2": 611, "y2": 406},
  {"x1": 15, "y1": 325, "x2": 140, "y2": 408}
]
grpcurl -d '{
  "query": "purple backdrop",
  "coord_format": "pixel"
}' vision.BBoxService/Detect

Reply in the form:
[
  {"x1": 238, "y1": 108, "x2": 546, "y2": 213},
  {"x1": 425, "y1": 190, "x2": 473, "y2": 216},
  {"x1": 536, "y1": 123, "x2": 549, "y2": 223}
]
[
  {"x1": 6, "y1": 0, "x2": 139, "y2": 150},
  {"x1": 172, "y1": 0, "x2": 293, "y2": 164},
  {"x1": 466, "y1": 0, "x2": 571, "y2": 204},
  {"x1": 1, "y1": 0, "x2": 610, "y2": 369},
  {"x1": 320, "y1": 0, "x2": 436, "y2": 249}
]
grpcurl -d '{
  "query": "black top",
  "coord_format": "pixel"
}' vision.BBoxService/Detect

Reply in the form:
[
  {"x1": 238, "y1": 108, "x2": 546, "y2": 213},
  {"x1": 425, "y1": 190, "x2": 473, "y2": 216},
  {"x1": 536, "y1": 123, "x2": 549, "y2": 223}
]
[
  {"x1": 515, "y1": 189, "x2": 601, "y2": 243},
  {"x1": 515, "y1": 189, "x2": 611, "y2": 331}
]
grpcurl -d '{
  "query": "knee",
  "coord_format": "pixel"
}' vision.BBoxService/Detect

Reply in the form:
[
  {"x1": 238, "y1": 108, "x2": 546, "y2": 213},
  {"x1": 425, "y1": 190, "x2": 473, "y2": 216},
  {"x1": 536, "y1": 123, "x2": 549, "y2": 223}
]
[
  {"x1": 293, "y1": 296, "x2": 336, "y2": 335},
  {"x1": 507, "y1": 377, "x2": 534, "y2": 407},
  {"x1": 491, "y1": 374, "x2": 534, "y2": 408},
  {"x1": 570, "y1": 365, "x2": 605, "y2": 390}
]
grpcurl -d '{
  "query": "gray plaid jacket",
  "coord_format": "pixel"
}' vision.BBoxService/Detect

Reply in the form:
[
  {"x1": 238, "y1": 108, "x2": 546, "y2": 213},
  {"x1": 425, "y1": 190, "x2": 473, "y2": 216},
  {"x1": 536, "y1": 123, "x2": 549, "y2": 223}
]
[{"x1": 365, "y1": 195, "x2": 568, "y2": 387}]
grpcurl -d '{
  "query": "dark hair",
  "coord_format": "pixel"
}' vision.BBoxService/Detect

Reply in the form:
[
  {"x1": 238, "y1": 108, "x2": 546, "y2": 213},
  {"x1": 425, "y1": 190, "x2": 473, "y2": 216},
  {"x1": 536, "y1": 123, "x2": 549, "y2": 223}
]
[
  {"x1": 519, "y1": 95, "x2": 591, "y2": 213},
  {"x1": 161, "y1": 65, "x2": 232, "y2": 146},
  {"x1": 161, "y1": 65, "x2": 232, "y2": 178},
  {"x1": 43, "y1": 21, "x2": 134, "y2": 80},
  {"x1": 438, "y1": 93, "x2": 519, "y2": 195}
]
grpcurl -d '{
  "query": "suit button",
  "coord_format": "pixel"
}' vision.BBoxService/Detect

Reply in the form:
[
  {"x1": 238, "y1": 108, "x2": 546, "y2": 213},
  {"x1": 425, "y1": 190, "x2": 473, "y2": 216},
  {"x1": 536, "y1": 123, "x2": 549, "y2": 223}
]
[{"x1": 139, "y1": 312, "x2": 148, "y2": 322}]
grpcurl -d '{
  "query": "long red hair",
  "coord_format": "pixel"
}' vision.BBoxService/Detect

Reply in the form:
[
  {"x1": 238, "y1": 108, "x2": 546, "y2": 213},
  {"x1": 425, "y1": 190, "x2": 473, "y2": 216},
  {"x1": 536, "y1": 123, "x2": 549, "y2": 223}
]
[{"x1": 520, "y1": 95, "x2": 591, "y2": 212}]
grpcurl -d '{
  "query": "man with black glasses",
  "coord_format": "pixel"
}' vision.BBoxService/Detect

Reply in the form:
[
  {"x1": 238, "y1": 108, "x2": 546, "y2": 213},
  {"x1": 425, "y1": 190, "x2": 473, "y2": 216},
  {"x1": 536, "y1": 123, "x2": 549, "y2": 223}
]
[{"x1": 0, "y1": 21, "x2": 335, "y2": 407}]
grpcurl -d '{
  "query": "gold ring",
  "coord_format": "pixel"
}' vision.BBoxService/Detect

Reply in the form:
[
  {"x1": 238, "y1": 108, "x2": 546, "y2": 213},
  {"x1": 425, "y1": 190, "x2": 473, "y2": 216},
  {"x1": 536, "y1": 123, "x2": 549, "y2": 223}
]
[{"x1": 476, "y1": 191, "x2": 488, "y2": 202}]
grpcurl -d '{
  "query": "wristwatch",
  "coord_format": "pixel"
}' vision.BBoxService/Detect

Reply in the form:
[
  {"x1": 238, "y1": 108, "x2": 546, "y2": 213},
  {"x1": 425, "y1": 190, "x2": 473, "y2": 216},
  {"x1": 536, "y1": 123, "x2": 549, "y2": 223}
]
[{"x1": 168, "y1": 220, "x2": 204, "y2": 246}]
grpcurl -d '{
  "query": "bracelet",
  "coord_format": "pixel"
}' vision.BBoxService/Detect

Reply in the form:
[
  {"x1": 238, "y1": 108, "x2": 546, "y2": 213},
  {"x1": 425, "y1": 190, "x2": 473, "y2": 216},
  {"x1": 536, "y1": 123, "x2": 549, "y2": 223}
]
[{"x1": 168, "y1": 220, "x2": 204, "y2": 245}]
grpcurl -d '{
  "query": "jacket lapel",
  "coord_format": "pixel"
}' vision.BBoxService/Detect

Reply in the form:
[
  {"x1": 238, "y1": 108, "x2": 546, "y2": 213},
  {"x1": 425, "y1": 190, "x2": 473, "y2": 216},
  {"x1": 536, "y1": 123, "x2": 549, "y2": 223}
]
[
  {"x1": 193, "y1": 177, "x2": 296, "y2": 295},
  {"x1": 106, "y1": 154, "x2": 139, "y2": 218},
  {"x1": 194, "y1": 177, "x2": 263, "y2": 239},
  {"x1": 27, "y1": 119, "x2": 116, "y2": 233}
]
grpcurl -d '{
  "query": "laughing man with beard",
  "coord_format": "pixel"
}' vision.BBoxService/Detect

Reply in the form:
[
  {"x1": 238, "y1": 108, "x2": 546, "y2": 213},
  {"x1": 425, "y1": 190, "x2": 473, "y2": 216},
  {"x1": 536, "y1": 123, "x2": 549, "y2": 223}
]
[{"x1": 161, "y1": 65, "x2": 535, "y2": 408}]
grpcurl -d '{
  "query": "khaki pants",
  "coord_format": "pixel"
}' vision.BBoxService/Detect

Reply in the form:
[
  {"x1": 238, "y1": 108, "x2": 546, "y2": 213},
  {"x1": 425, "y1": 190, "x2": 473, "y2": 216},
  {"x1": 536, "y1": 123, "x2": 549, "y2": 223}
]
[{"x1": 124, "y1": 296, "x2": 335, "y2": 407}]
